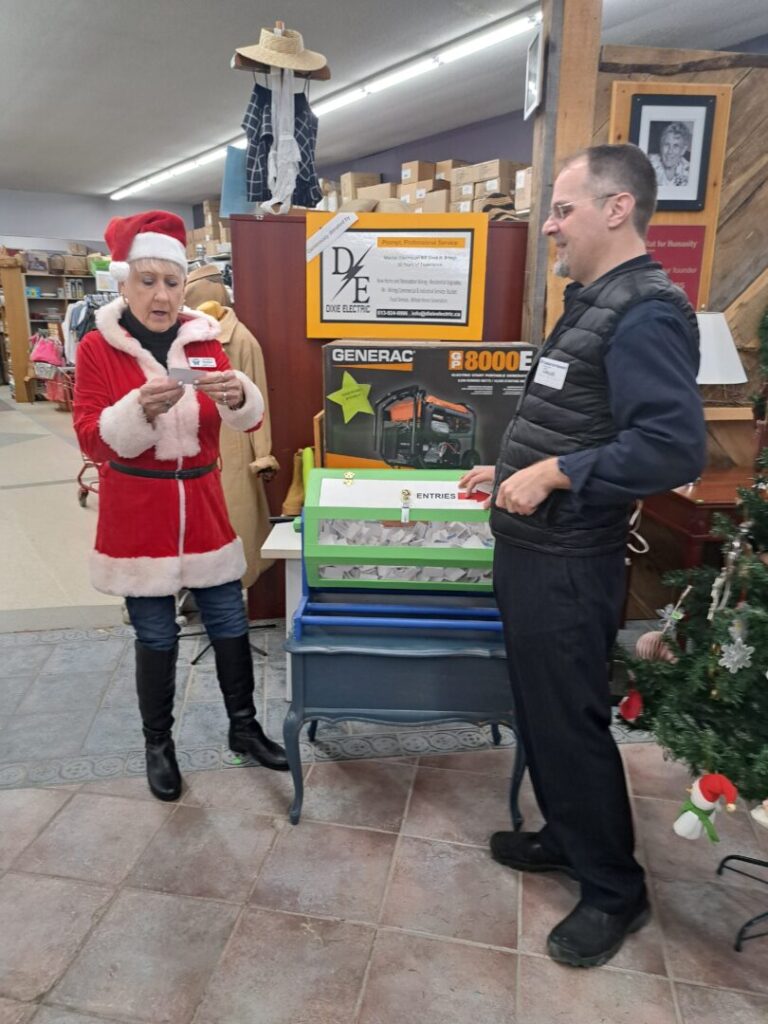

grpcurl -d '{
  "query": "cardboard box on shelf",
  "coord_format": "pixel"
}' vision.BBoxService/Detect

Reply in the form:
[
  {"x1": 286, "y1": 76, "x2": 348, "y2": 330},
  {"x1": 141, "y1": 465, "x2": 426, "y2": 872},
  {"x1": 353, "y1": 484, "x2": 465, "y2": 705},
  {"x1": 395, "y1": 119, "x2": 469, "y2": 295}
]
[
  {"x1": 514, "y1": 167, "x2": 533, "y2": 211},
  {"x1": 340, "y1": 172, "x2": 381, "y2": 200},
  {"x1": 323, "y1": 340, "x2": 536, "y2": 469},
  {"x1": 357, "y1": 182, "x2": 399, "y2": 201},
  {"x1": 202, "y1": 198, "x2": 220, "y2": 222},
  {"x1": 435, "y1": 159, "x2": 469, "y2": 181},
  {"x1": 451, "y1": 159, "x2": 524, "y2": 187},
  {"x1": 63, "y1": 255, "x2": 89, "y2": 275},
  {"x1": 399, "y1": 178, "x2": 449, "y2": 205},
  {"x1": 474, "y1": 176, "x2": 514, "y2": 197},
  {"x1": 450, "y1": 200, "x2": 473, "y2": 214},
  {"x1": 450, "y1": 182, "x2": 476, "y2": 201},
  {"x1": 401, "y1": 160, "x2": 435, "y2": 183},
  {"x1": 67, "y1": 243, "x2": 88, "y2": 256},
  {"x1": 415, "y1": 190, "x2": 451, "y2": 213}
]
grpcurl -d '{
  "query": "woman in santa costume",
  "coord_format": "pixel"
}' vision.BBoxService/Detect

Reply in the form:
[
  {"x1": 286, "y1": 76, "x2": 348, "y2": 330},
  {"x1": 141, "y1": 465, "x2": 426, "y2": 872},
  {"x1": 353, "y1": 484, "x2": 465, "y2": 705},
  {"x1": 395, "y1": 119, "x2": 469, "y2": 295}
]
[{"x1": 73, "y1": 210, "x2": 287, "y2": 802}]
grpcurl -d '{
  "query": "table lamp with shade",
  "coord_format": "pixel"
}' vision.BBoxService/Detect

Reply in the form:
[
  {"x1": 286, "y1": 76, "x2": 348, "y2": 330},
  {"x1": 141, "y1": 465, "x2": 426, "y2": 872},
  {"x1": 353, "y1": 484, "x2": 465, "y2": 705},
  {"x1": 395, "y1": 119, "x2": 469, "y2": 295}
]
[{"x1": 696, "y1": 312, "x2": 753, "y2": 469}]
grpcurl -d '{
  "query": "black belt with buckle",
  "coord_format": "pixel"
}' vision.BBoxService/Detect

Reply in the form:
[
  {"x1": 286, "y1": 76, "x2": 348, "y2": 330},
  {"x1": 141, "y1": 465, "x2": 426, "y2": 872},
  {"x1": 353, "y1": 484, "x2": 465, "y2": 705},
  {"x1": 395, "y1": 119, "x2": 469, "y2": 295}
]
[{"x1": 108, "y1": 461, "x2": 217, "y2": 480}]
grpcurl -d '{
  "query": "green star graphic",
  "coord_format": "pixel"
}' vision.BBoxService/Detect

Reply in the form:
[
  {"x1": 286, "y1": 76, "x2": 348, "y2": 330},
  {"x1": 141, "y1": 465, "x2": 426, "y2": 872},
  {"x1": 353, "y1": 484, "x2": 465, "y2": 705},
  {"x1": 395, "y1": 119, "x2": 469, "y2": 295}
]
[{"x1": 327, "y1": 371, "x2": 374, "y2": 424}]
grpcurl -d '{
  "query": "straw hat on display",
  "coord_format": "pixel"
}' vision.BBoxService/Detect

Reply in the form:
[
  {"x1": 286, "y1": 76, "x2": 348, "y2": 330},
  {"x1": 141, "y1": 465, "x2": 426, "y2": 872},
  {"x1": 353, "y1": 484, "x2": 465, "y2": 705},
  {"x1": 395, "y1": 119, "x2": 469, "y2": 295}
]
[{"x1": 236, "y1": 28, "x2": 327, "y2": 73}]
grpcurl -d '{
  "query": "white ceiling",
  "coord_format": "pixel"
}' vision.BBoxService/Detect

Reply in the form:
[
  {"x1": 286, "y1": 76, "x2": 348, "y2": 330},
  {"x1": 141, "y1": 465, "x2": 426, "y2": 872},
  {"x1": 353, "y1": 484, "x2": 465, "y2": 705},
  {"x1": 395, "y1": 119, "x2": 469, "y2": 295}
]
[{"x1": 1, "y1": 0, "x2": 766, "y2": 206}]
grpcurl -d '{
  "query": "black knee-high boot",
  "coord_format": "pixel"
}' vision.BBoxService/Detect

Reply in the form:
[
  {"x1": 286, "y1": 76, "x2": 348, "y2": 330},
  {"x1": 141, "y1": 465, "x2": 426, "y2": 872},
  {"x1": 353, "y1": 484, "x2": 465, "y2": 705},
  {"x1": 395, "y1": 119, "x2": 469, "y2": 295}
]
[
  {"x1": 135, "y1": 641, "x2": 182, "y2": 800},
  {"x1": 211, "y1": 635, "x2": 289, "y2": 771}
]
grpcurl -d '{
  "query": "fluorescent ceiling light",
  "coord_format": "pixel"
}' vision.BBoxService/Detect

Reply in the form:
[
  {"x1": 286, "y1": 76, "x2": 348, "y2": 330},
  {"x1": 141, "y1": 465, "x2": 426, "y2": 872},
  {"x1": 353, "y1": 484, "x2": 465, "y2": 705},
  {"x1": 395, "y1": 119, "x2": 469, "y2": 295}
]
[
  {"x1": 313, "y1": 88, "x2": 368, "y2": 117},
  {"x1": 366, "y1": 58, "x2": 438, "y2": 93},
  {"x1": 109, "y1": 8, "x2": 540, "y2": 200},
  {"x1": 438, "y1": 15, "x2": 536, "y2": 63}
]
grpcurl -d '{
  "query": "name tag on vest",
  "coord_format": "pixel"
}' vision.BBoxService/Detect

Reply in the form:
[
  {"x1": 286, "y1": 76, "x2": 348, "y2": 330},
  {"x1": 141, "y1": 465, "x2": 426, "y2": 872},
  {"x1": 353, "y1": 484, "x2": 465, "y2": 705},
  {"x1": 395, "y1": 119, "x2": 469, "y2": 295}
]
[
  {"x1": 188, "y1": 357, "x2": 217, "y2": 368},
  {"x1": 533, "y1": 357, "x2": 569, "y2": 390}
]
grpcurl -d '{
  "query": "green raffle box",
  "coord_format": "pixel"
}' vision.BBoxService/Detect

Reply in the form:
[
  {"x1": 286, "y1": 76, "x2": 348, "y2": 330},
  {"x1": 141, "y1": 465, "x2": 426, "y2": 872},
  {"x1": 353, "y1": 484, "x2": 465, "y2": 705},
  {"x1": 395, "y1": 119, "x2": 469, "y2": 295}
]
[{"x1": 302, "y1": 467, "x2": 494, "y2": 592}]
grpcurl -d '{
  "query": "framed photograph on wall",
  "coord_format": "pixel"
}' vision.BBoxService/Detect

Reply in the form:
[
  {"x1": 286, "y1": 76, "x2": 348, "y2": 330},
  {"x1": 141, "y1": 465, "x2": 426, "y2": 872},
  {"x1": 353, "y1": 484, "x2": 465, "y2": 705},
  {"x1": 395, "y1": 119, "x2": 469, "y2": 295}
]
[
  {"x1": 629, "y1": 94, "x2": 716, "y2": 211},
  {"x1": 523, "y1": 26, "x2": 543, "y2": 120}
]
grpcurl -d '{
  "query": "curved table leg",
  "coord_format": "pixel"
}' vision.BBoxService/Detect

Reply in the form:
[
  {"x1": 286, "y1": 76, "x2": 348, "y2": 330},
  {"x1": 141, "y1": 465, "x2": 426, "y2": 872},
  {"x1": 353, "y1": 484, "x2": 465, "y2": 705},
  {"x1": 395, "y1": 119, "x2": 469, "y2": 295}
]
[
  {"x1": 282, "y1": 708, "x2": 304, "y2": 824},
  {"x1": 509, "y1": 730, "x2": 527, "y2": 831},
  {"x1": 491, "y1": 723, "x2": 501, "y2": 746},
  {"x1": 307, "y1": 719, "x2": 318, "y2": 743}
]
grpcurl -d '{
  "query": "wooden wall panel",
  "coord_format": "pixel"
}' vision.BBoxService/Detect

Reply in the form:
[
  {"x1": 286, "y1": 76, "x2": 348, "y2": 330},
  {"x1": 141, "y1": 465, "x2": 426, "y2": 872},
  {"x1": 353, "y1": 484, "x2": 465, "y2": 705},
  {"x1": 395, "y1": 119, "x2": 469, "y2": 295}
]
[{"x1": 596, "y1": 47, "x2": 768, "y2": 399}]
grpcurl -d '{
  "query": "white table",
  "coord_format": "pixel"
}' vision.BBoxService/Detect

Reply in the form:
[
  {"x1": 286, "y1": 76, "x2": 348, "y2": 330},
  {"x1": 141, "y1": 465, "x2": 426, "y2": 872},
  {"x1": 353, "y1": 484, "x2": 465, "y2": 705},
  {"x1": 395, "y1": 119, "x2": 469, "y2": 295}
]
[{"x1": 260, "y1": 520, "x2": 302, "y2": 699}]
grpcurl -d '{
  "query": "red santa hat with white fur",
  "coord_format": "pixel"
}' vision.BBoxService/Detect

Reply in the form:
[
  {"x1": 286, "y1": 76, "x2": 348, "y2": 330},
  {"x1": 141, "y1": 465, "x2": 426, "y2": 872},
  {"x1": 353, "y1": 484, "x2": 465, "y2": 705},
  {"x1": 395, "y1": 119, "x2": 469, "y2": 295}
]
[{"x1": 104, "y1": 210, "x2": 187, "y2": 282}]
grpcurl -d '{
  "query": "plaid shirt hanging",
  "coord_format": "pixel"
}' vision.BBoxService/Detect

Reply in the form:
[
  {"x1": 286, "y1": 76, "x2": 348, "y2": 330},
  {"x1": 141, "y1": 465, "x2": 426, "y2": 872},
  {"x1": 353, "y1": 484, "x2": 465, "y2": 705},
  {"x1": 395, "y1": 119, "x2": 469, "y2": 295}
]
[{"x1": 242, "y1": 82, "x2": 322, "y2": 207}]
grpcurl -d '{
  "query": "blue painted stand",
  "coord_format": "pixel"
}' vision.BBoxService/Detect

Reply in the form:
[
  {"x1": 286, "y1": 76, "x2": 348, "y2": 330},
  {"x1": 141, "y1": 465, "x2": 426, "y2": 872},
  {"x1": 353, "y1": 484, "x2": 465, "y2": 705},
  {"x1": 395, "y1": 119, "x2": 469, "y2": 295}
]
[{"x1": 283, "y1": 628, "x2": 526, "y2": 826}]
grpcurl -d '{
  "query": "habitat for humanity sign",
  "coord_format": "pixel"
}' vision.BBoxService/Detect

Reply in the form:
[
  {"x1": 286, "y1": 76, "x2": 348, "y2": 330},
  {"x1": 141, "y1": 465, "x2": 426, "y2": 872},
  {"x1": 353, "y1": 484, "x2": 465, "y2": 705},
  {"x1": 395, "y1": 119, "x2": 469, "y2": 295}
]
[{"x1": 306, "y1": 212, "x2": 488, "y2": 340}]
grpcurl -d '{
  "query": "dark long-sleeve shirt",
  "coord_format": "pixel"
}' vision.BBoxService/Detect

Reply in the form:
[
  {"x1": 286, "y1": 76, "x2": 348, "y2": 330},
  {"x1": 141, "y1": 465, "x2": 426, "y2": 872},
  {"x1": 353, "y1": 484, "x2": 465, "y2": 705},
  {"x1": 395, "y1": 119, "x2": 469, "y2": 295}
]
[{"x1": 557, "y1": 290, "x2": 707, "y2": 505}]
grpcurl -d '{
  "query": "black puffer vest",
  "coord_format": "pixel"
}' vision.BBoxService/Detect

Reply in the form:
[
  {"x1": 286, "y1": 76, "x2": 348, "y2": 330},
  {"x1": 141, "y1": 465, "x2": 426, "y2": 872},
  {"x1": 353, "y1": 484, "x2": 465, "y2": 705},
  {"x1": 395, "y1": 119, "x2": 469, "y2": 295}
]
[{"x1": 490, "y1": 259, "x2": 698, "y2": 556}]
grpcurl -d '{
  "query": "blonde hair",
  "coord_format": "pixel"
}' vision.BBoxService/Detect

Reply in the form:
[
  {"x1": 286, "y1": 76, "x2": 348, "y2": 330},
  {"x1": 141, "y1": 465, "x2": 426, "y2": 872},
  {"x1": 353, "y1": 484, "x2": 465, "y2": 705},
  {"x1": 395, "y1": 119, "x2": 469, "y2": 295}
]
[{"x1": 129, "y1": 258, "x2": 186, "y2": 280}]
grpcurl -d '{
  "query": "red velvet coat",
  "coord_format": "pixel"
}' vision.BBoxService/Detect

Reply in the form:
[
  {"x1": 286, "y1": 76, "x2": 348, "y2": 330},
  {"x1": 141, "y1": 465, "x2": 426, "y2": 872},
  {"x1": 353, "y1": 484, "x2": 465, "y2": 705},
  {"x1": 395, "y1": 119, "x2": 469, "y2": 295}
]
[{"x1": 73, "y1": 297, "x2": 264, "y2": 597}]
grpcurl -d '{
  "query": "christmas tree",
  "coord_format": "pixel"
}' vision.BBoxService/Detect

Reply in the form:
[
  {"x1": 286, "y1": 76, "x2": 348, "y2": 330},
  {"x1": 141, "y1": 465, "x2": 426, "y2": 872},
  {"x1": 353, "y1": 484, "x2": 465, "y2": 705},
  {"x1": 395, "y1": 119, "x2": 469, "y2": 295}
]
[{"x1": 624, "y1": 449, "x2": 768, "y2": 803}]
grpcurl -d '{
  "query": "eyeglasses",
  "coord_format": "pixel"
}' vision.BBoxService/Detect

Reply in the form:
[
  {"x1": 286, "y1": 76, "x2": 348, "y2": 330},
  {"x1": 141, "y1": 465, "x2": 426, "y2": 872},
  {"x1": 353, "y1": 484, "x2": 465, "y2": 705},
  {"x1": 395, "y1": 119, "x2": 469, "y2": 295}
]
[{"x1": 547, "y1": 193, "x2": 620, "y2": 222}]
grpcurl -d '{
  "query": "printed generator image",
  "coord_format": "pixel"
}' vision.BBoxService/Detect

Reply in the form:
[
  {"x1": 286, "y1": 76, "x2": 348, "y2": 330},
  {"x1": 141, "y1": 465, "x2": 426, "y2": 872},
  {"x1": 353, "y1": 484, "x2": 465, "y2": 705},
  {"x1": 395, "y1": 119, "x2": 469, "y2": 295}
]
[{"x1": 373, "y1": 385, "x2": 479, "y2": 470}]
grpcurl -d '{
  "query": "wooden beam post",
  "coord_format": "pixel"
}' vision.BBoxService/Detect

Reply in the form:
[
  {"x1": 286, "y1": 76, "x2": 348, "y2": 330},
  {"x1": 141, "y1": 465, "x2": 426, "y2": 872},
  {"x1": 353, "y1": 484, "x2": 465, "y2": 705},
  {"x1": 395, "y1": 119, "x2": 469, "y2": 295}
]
[
  {"x1": 0, "y1": 256, "x2": 34, "y2": 403},
  {"x1": 521, "y1": 0, "x2": 603, "y2": 343}
]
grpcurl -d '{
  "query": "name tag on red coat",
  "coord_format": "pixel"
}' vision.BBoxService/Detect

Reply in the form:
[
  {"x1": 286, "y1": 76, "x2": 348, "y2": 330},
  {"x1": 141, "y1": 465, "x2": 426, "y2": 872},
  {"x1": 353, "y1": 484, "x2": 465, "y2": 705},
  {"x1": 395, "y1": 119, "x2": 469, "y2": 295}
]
[{"x1": 188, "y1": 357, "x2": 217, "y2": 368}]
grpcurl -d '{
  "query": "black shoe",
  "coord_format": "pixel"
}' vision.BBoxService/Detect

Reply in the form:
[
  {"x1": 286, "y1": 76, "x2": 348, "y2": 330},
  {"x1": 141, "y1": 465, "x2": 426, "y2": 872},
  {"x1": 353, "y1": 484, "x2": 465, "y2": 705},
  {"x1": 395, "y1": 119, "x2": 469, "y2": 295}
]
[
  {"x1": 143, "y1": 729, "x2": 182, "y2": 801},
  {"x1": 547, "y1": 895, "x2": 651, "y2": 968},
  {"x1": 229, "y1": 715, "x2": 289, "y2": 771},
  {"x1": 490, "y1": 831, "x2": 577, "y2": 879}
]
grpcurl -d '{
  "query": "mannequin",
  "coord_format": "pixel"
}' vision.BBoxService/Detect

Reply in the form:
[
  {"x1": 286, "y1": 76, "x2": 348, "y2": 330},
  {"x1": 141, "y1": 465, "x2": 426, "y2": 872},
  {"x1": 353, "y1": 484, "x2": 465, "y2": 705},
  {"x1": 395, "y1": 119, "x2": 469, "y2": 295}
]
[{"x1": 184, "y1": 266, "x2": 278, "y2": 588}]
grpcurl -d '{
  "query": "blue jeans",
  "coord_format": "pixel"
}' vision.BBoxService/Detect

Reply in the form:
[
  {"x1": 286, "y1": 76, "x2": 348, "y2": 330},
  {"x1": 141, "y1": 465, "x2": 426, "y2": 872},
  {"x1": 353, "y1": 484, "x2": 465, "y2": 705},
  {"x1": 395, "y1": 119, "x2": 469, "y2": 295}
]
[{"x1": 126, "y1": 580, "x2": 248, "y2": 651}]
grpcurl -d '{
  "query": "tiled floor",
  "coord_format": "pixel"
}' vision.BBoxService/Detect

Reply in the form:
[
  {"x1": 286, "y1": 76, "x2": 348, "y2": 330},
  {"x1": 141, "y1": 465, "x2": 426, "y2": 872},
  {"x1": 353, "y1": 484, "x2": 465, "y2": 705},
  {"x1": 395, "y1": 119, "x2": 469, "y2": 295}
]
[
  {"x1": 0, "y1": 744, "x2": 767, "y2": 1023},
  {"x1": 2, "y1": 390, "x2": 768, "y2": 1021}
]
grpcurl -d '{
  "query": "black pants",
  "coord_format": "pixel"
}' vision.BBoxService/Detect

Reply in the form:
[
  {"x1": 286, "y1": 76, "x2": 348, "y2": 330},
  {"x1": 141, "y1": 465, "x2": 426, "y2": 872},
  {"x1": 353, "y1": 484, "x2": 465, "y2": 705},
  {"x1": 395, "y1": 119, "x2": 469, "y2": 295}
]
[{"x1": 493, "y1": 540, "x2": 645, "y2": 913}]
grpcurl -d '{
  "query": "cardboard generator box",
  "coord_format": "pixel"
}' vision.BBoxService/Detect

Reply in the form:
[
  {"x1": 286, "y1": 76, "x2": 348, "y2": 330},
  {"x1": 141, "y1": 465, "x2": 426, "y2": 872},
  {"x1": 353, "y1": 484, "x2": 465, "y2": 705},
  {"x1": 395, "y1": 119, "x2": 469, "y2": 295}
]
[
  {"x1": 323, "y1": 341, "x2": 535, "y2": 470},
  {"x1": 451, "y1": 160, "x2": 525, "y2": 187}
]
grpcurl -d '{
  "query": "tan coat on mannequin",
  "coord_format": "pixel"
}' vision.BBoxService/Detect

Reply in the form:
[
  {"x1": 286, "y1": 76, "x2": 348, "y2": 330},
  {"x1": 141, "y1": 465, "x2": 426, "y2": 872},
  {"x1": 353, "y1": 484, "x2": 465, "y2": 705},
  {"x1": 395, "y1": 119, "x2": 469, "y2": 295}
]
[{"x1": 184, "y1": 267, "x2": 277, "y2": 587}]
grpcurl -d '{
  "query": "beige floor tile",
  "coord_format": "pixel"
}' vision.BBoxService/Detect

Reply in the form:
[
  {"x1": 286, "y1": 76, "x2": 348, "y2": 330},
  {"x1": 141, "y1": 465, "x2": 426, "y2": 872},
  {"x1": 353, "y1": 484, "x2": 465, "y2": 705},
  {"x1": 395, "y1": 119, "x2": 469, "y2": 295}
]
[
  {"x1": 675, "y1": 983, "x2": 768, "y2": 1023},
  {"x1": 0, "y1": 788, "x2": 72, "y2": 869},
  {"x1": 621, "y1": 743, "x2": 694, "y2": 799},
  {"x1": 358, "y1": 930, "x2": 517, "y2": 1024},
  {"x1": 0, "y1": 998, "x2": 35, "y2": 1024},
  {"x1": 403, "y1": 765, "x2": 513, "y2": 845},
  {"x1": 0, "y1": 873, "x2": 112, "y2": 1002},
  {"x1": 31, "y1": 1010, "x2": 123, "y2": 1024},
  {"x1": 196, "y1": 908, "x2": 374, "y2": 1024},
  {"x1": 301, "y1": 760, "x2": 415, "y2": 831},
  {"x1": 127, "y1": 805, "x2": 278, "y2": 901},
  {"x1": 517, "y1": 954, "x2": 678, "y2": 1024},
  {"x1": 51, "y1": 889, "x2": 238, "y2": 1024},
  {"x1": 182, "y1": 764, "x2": 302, "y2": 817},
  {"x1": 519, "y1": 873, "x2": 667, "y2": 976},
  {"x1": 381, "y1": 835, "x2": 518, "y2": 948},
  {"x1": 418, "y1": 747, "x2": 519, "y2": 775},
  {"x1": 16, "y1": 793, "x2": 171, "y2": 885},
  {"x1": 251, "y1": 820, "x2": 397, "y2": 921},
  {"x1": 654, "y1": 879, "x2": 768, "y2": 993}
]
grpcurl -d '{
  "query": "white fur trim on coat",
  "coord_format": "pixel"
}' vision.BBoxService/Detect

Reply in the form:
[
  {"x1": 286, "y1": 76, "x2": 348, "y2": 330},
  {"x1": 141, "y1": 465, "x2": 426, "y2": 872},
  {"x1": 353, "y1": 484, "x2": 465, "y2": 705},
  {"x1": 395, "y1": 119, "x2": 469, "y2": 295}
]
[
  {"x1": 95, "y1": 297, "x2": 224, "y2": 461},
  {"x1": 90, "y1": 537, "x2": 247, "y2": 597},
  {"x1": 219, "y1": 370, "x2": 265, "y2": 432},
  {"x1": 99, "y1": 389, "x2": 157, "y2": 458}
]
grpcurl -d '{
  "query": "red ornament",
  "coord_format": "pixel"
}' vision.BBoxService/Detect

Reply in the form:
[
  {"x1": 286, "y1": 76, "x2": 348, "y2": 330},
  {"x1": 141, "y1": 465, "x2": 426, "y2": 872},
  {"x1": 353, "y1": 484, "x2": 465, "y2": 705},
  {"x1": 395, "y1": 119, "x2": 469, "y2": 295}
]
[{"x1": 619, "y1": 688, "x2": 643, "y2": 723}]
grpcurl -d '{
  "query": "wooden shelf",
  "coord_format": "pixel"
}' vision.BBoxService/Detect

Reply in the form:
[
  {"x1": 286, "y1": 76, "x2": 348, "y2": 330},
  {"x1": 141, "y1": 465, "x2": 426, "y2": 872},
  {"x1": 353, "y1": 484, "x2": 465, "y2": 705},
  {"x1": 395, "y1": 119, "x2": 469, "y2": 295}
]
[{"x1": 24, "y1": 273, "x2": 94, "y2": 279}]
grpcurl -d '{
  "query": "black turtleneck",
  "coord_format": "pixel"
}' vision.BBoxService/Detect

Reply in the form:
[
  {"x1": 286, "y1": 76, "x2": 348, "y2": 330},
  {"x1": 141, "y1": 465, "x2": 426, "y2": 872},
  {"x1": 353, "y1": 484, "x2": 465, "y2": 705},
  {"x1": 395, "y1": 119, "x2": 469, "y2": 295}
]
[{"x1": 119, "y1": 306, "x2": 180, "y2": 369}]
